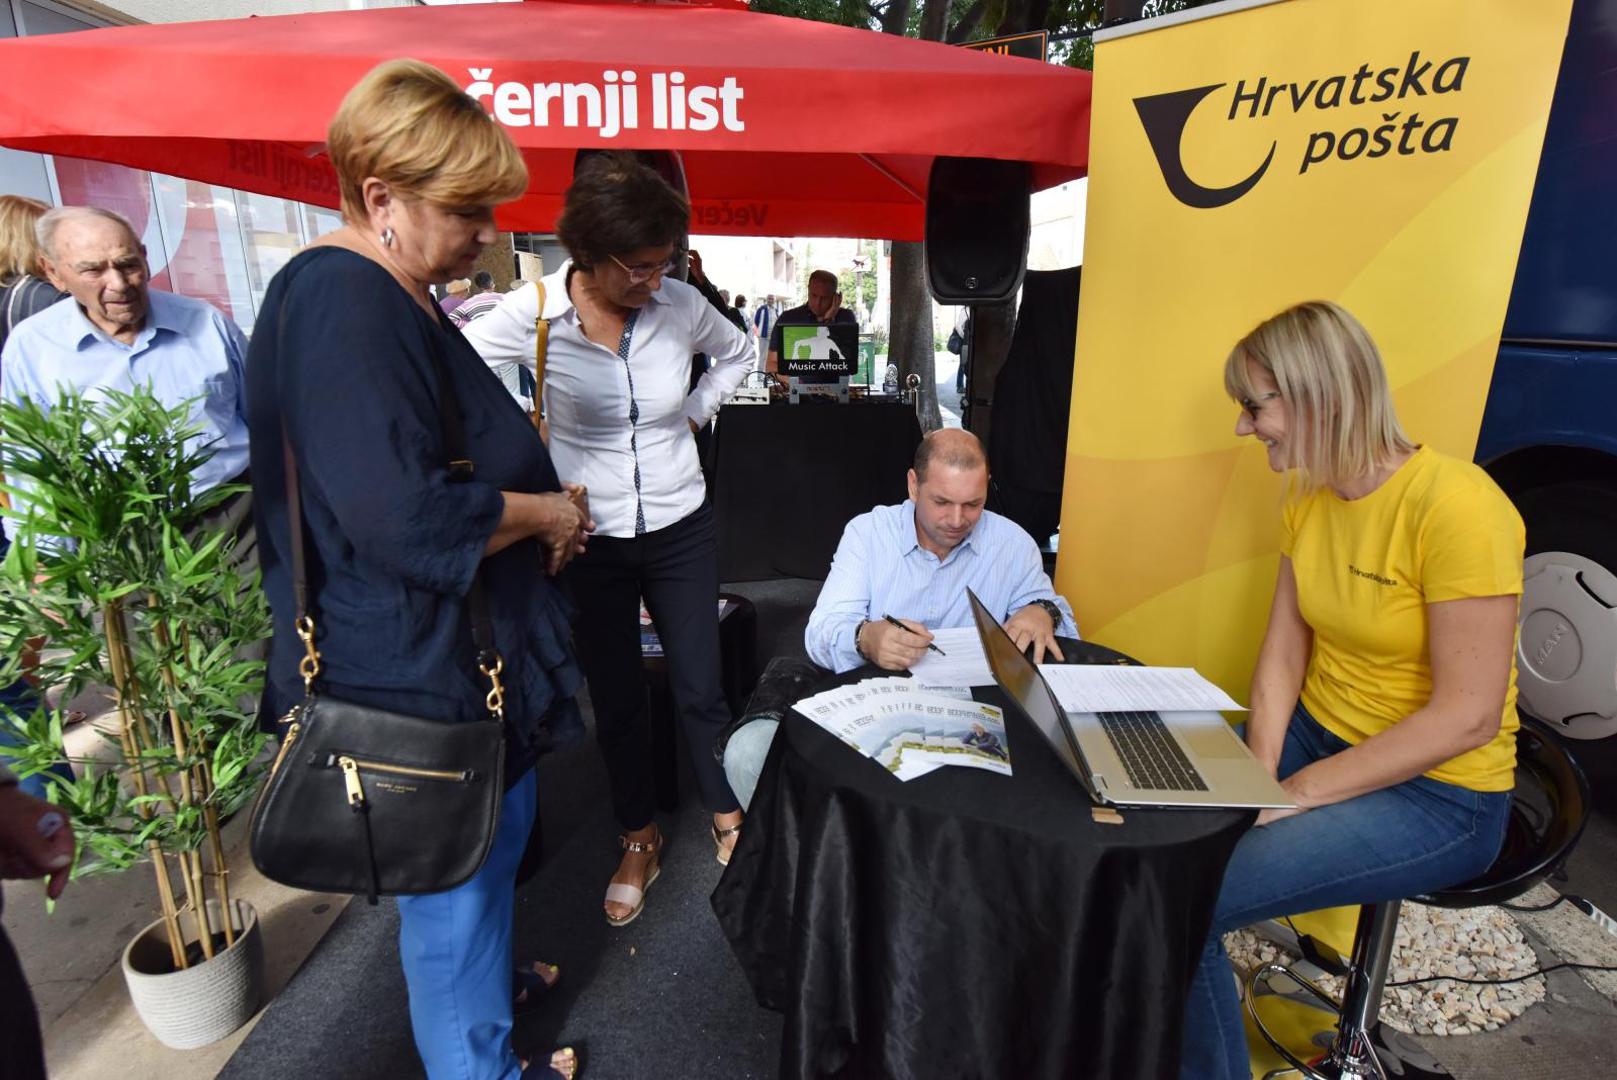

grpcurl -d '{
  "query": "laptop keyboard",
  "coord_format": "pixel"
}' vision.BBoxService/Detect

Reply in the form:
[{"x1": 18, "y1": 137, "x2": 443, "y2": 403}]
[{"x1": 1096, "y1": 711, "x2": 1209, "y2": 792}]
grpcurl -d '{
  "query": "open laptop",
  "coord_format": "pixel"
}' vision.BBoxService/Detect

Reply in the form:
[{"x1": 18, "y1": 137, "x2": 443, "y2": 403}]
[{"x1": 967, "y1": 590, "x2": 1293, "y2": 809}]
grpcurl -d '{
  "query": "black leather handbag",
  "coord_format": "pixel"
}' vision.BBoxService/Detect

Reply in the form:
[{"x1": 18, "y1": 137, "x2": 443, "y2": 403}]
[{"x1": 249, "y1": 297, "x2": 507, "y2": 904}]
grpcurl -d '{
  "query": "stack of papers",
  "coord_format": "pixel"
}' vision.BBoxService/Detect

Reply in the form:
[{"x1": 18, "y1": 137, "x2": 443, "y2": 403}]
[
  {"x1": 1035, "y1": 665, "x2": 1245, "y2": 713},
  {"x1": 793, "y1": 678, "x2": 1012, "y2": 781}
]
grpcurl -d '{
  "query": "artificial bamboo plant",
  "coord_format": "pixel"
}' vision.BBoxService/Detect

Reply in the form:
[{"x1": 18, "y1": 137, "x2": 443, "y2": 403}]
[{"x1": 0, "y1": 386, "x2": 269, "y2": 970}]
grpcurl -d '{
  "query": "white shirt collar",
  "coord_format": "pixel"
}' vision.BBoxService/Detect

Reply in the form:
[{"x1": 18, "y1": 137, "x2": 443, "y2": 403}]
[{"x1": 538, "y1": 259, "x2": 676, "y2": 322}]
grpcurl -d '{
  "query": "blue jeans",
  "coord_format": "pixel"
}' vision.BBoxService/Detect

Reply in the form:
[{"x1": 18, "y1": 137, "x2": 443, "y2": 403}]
[
  {"x1": 397, "y1": 768, "x2": 537, "y2": 1080},
  {"x1": 721, "y1": 716, "x2": 779, "y2": 813},
  {"x1": 1178, "y1": 705, "x2": 1511, "y2": 1080}
]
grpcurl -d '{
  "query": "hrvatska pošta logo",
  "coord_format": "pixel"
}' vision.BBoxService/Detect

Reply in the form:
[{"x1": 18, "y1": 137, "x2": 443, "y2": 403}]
[{"x1": 1132, "y1": 51, "x2": 1470, "y2": 209}]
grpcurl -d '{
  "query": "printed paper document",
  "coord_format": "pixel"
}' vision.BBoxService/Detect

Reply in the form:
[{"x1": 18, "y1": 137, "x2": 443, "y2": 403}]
[
  {"x1": 907, "y1": 626, "x2": 996, "y2": 687},
  {"x1": 1036, "y1": 665, "x2": 1244, "y2": 713}
]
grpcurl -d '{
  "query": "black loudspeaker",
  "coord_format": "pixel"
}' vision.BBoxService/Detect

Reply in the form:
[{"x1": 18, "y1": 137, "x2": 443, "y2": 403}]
[{"x1": 925, "y1": 157, "x2": 1031, "y2": 304}]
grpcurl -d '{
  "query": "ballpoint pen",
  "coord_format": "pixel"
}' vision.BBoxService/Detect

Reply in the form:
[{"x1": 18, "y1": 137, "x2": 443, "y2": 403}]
[{"x1": 882, "y1": 614, "x2": 945, "y2": 655}]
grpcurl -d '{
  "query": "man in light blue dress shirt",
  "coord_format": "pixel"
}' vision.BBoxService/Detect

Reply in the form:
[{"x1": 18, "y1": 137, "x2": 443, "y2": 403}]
[
  {"x1": 0, "y1": 206, "x2": 250, "y2": 517},
  {"x1": 723, "y1": 429, "x2": 1077, "y2": 807}
]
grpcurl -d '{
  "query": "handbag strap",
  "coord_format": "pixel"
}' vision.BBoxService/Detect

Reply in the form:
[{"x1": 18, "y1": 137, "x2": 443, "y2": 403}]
[
  {"x1": 530, "y1": 280, "x2": 548, "y2": 434},
  {"x1": 278, "y1": 265, "x2": 506, "y2": 721}
]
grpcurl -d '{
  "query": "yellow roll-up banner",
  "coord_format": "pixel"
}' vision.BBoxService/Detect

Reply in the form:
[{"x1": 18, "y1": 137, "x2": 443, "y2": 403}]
[
  {"x1": 1058, "y1": 0, "x2": 1572, "y2": 700},
  {"x1": 1057, "y1": 0, "x2": 1573, "y2": 1013}
]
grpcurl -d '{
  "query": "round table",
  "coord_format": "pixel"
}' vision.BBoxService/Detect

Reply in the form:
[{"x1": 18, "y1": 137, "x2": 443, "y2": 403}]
[{"x1": 712, "y1": 640, "x2": 1253, "y2": 1079}]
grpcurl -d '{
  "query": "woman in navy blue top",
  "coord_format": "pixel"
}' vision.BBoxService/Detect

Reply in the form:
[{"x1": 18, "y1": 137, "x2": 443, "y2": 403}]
[{"x1": 246, "y1": 61, "x2": 586, "y2": 1080}]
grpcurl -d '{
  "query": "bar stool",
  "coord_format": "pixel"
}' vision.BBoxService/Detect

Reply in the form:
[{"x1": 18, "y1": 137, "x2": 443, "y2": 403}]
[{"x1": 1244, "y1": 715, "x2": 1591, "y2": 1080}]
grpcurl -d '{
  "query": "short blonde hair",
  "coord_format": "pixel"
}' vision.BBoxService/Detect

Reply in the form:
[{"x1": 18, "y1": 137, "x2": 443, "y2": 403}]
[
  {"x1": 327, "y1": 59, "x2": 527, "y2": 223},
  {"x1": 0, "y1": 195, "x2": 50, "y2": 285},
  {"x1": 1224, "y1": 301, "x2": 1415, "y2": 492}
]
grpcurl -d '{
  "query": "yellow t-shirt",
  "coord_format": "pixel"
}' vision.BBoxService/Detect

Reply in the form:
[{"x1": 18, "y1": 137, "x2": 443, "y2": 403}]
[{"x1": 1282, "y1": 446, "x2": 1525, "y2": 792}]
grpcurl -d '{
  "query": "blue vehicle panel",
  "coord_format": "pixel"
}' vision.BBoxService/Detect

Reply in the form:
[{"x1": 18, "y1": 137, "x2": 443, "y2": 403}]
[
  {"x1": 1480, "y1": 0, "x2": 1617, "y2": 466},
  {"x1": 1499, "y1": 0, "x2": 1617, "y2": 346},
  {"x1": 1477, "y1": 344, "x2": 1617, "y2": 465}
]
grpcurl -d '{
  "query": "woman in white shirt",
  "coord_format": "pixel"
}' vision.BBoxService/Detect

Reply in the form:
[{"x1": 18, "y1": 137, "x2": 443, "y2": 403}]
[{"x1": 465, "y1": 153, "x2": 754, "y2": 926}]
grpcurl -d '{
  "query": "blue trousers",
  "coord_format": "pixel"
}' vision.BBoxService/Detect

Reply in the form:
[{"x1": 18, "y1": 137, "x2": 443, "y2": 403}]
[
  {"x1": 1178, "y1": 705, "x2": 1511, "y2": 1080},
  {"x1": 397, "y1": 767, "x2": 537, "y2": 1080}
]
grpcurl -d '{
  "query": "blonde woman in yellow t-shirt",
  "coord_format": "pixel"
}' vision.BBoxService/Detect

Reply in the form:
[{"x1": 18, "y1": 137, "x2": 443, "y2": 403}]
[{"x1": 1179, "y1": 301, "x2": 1524, "y2": 1080}]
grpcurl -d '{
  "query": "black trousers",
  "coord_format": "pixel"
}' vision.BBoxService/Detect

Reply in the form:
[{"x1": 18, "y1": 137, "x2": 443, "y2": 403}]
[
  {"x1": 0, "y1": 921, "x2": 45, "y2": 1080},
  {"x1": 568, "y1": 501, "x2": 739, "y2": 829}
]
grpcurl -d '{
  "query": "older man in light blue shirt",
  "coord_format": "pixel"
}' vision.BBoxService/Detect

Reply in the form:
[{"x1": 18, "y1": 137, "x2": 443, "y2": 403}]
[
  {"x1": 723, "y1": 429, "x2": 1076, "y2": 808},
  {"x1": 0, "y1": 207, "x2": 250, "y2": 519}
]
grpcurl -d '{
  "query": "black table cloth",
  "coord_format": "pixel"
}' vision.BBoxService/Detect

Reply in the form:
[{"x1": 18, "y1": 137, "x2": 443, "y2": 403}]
[
  {"x1": 712, "y1": 401, "x2": 922, "y2": 581},
  {"x1": 712, "y1": 641, "x2": 1253, "y2": 1079}
]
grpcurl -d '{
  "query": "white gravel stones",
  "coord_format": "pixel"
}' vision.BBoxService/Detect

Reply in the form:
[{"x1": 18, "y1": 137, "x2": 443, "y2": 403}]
[{"x1": 1225, "y1": 902, "x2": 1545, "y2": 1036}]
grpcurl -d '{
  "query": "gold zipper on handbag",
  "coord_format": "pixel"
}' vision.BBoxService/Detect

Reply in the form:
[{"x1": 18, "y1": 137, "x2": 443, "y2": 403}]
[
  {"x1": 267, "y1": 720, "x2": 301, "y2": 777},
  {"x1": 333, "y1": 754, "x2": 475, "y2": 811}
]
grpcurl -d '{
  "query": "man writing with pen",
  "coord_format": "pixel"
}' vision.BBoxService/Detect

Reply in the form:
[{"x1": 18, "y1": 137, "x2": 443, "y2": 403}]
[
  {"x1": 807, "y1": 428, "x2": 1077, "y2": 671},
  {"x1": 719, "y1": 430, "x2": 1078, "y2": 809}
]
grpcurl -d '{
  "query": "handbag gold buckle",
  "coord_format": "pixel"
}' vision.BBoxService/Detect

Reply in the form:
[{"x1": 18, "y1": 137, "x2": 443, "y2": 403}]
[
  {"x1": 296, "y1": 614, "x2": 322, "y2": 692},
  {"x1": 479, "y1": 653, "x2": 506, "y2": 721}
]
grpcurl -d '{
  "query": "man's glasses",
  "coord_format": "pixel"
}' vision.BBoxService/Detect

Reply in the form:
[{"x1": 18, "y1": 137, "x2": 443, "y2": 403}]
[
  {"x1": 608, "y1": 253, "x2": 677, "y2": 284},
  {"x1": 1242, "y1": 391, "x2": 1281, "y2": 422}
]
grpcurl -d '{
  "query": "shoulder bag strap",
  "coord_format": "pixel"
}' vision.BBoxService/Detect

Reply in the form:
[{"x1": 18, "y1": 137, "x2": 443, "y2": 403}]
[
  {"x1": 530, "y1": 280, "x2": 548, "y2": 435},
  {"x1": 430, "y1": 327, "x2": 505, "y2": 717},
  {"x1": 279, "y1": 268, "x2": 505, "y2": 721}
]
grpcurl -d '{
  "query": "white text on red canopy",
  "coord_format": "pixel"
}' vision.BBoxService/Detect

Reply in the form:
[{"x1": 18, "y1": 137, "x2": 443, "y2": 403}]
[{"x1": 465, "y1": 69, "x2": 745, "y2": 139}]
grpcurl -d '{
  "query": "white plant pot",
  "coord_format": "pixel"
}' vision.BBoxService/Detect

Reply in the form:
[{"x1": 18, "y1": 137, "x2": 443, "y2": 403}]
[{"x1": 121, "y1": 898, "x2": 264, "y2": 1049}]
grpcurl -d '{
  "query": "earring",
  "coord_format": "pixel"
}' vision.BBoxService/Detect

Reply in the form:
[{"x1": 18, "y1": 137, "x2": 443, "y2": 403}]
[{"x1": 380, "y1": 226, "x2": 395, "y2": 248}]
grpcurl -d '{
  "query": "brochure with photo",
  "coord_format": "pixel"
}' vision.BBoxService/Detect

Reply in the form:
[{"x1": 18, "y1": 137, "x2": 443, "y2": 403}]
[
  {"x1": 792, "y1": 679, "x2": 1012, "y2": 781},
  {"x1": 877, "y1": 695, "x2": 1011, "y2": 776},
  {"x1": 876, "y1": 731, "x2": 939, "y2": 781}
]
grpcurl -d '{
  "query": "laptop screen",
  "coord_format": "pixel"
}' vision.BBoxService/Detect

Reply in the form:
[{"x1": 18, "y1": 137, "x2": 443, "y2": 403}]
[{"x1": 967, "y1": 590, "x2": 1093, "y2": 790}]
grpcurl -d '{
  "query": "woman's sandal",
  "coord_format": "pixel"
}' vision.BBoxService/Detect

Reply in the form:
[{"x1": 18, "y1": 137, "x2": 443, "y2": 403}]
[
  {"x1": 513, "y1": 960, "x2": 560, "y2": 1016},
  {"x1": 712, "y1": 820, "x2": 742, "y2": 867},
  {"x1": 520, "y1": 1046, "x2": 579, "y2": 1079},
  {"x1": 603, "y1": 830, "x2": 662, "y2": 927}
]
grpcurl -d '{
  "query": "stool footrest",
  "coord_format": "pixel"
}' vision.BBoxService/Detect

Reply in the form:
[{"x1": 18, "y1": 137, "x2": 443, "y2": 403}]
[
  {"x1": 1246, "y1": 962, "x2": 1341, "y2": 1080},
  {"x1": 1245, "y1": 960, "x2": 1391, "y2": 1080}
]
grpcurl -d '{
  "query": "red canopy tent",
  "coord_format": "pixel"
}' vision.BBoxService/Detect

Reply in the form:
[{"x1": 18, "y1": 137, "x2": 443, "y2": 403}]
[{"x1": 0, "y1": 0, "x2": 1091, "y2": 240}]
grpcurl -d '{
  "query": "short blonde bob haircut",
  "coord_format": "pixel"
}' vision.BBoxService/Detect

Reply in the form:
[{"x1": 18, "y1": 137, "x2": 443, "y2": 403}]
[
  {"x1": 327, "y1": 59, "x2": 528, "y2": 224},
  {"x1": 0, "y1": 194, "x2": 51, "y2": 285},
  {"x1": 1224, "y1": 300, "x2": 1415, "y2": 492}
]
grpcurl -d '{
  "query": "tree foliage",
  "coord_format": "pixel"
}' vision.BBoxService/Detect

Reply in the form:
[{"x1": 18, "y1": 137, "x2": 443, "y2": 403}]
[{"x1": 751, "y1": 0, "x2": 1212, "y2": 69}]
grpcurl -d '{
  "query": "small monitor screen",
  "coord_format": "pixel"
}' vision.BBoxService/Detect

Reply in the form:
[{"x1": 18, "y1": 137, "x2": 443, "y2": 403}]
[{"x1": 778, "y1": 321, "x2": 858, "y2": 377}]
